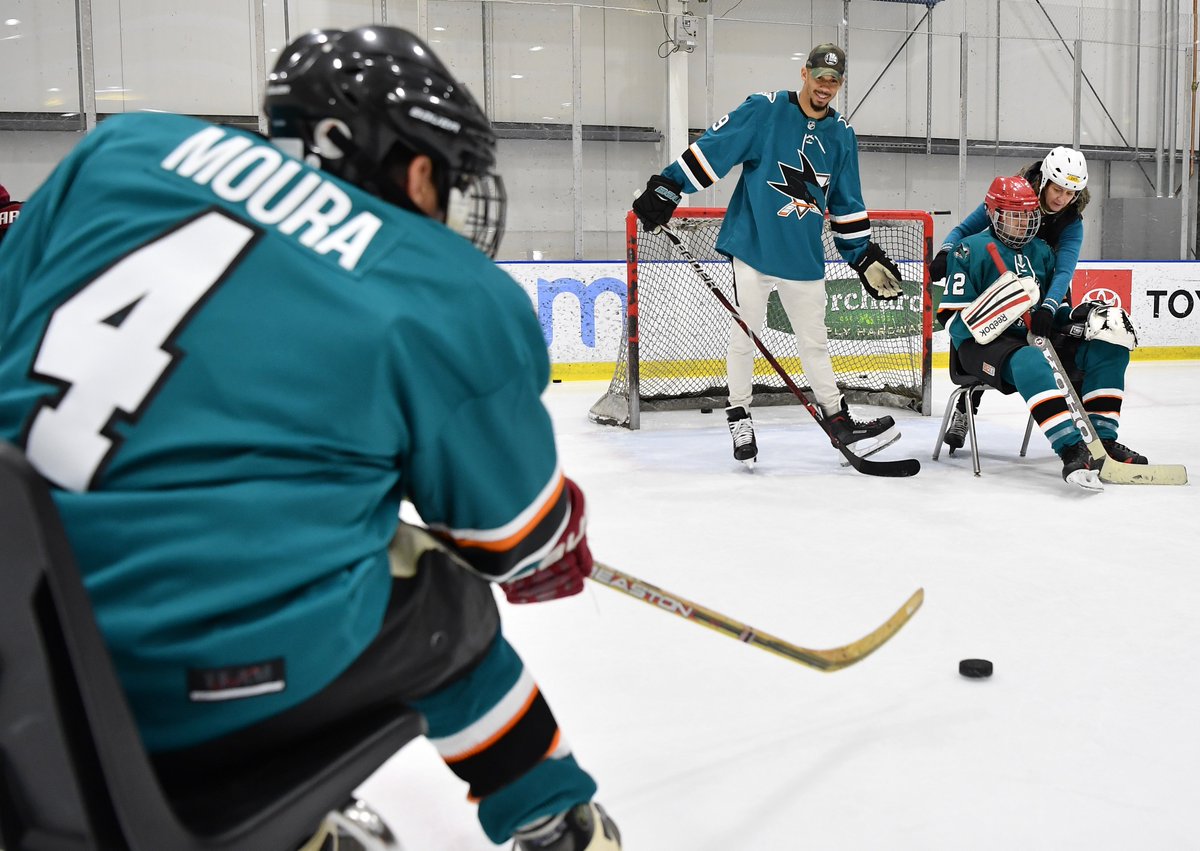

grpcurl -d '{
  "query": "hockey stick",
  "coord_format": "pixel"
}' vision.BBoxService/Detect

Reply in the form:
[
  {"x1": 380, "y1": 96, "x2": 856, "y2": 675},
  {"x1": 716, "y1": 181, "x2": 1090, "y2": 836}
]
[
  {"x1": 656, "y1": 223, "x2": 920, "y2": 478},
  {"x1": 589, "y1": 562, "x2": 923, "y2": 672},
  {"x1": 985, "y1": 242, "x2": 1187, "y2": 485}
]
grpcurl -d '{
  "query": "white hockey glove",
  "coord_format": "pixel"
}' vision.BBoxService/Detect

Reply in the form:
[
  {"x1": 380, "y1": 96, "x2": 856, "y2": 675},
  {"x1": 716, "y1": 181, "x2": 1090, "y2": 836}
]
[
  {"x1": 963, "y1": 271, "x2": 1040, "y2": 345},
  {"x1": 850, "y1": 242, "x2": 904, "y2": 300},
  {"x1": 1069, "y1": 301, "x2": 1139, "y2": 350}
]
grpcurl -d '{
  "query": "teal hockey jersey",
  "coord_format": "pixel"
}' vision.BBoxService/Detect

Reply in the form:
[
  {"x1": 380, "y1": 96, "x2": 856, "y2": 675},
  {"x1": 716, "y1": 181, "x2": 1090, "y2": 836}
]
[
  {"x1": 661, "y1": 90, "x2": 873, "y2": 280},
  {"x1": 938, "y1": 231, "x2": 1060, "y2": 348},
  {"x1": 0, "y1": 113, "x2": 569, "y2": 750}
]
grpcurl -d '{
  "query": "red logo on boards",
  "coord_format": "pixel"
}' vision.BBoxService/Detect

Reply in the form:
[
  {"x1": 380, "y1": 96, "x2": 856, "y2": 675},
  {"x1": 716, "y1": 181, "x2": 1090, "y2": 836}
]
[{"x1": 1070, "y1": 269, "x2": 1133, "y2": 313}]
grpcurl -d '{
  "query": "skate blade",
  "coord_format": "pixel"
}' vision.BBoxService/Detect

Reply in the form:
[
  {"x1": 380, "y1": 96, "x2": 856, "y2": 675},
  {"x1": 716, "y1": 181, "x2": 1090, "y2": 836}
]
[
  {"x1": 1065, "y1": 468, "x2": 1104, "y2": 492},
  {"x1": 738, "y1": 457, "x2": 757, "y2": 470},
  {"x1": 838, "y1": 430, "x2": 901, "y2": 466}
]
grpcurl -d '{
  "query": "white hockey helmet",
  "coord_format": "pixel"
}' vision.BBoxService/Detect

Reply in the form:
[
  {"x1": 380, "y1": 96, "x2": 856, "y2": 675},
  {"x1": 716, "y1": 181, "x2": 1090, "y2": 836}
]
[{"x1": 1040, "y1": 146, "x2": 1088, "y2": 192}]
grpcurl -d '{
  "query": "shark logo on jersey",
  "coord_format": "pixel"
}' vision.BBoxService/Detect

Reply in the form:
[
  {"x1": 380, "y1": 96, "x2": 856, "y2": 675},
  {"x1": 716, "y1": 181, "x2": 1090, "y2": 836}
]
[
  {"x1": 767, "y1": 150, "x2": 829, "y2": 219},
  {"x1": 1012, "y1": 254, "x2": 1036, "y2": 278}
]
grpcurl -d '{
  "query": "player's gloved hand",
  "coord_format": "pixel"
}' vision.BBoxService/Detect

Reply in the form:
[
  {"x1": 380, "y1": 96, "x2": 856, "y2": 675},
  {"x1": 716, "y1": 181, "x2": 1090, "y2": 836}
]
[
  {"x1": 929, "y1": 247, "x2": 950, "y2": 282},
  {"x1": 500, "y1": 478, "x2": 593, "y2": 604},
  {"x1": 1069, "y1": 300, "x2": 1139, "y2": 350},
  {"x1": 632, "y1": 175, "x2": 683, "y2": 232},
  {"x1": 1028, "y1": 304, "x2": 1056, "y2": 338},
  {"x1": 1069, "y1": 300, "x2": 1106, "y2": 322},
  {"x1": 850, "y1": 241, "x2": 903, "y2": 300}
]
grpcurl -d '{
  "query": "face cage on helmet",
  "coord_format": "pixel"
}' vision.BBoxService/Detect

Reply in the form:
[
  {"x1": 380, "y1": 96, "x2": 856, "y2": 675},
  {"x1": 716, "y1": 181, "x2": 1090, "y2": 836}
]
[
  {"x1": 445, "y1": 171, "x2": 507, "y2": 258},
  {"x1": 989, "y1": 206, "x2": 1041, "y2": 250}
]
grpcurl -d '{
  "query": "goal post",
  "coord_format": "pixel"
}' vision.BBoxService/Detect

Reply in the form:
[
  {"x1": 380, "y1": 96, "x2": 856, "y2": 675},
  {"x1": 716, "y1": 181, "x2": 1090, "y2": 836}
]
[{"x1": 588, "y1": 208, "x2": 933, "y2": 429}]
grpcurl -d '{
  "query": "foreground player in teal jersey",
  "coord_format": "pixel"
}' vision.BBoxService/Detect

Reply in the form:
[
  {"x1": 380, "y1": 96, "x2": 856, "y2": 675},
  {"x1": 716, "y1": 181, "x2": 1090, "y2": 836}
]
[
  {"x1": 633, "y1": 42, "x2": 905, "y2": 467},
  {"x1": 0, "y1": 27, "x2": 618, "y2": 851},
  {"x1": 938, "y1": 176, "x2": 1145, "y2": 490}
]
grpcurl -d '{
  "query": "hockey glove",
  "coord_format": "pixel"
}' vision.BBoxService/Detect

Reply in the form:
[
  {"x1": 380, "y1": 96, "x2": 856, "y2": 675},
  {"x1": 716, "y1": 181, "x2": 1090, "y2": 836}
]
[
  {"x1": 929, "y1": 247, "x2": 950, "y2": 282},
  {"x1": 1070, "y1": 301, "x2": 1138, "y2": 350},
  {"x1": 632, "y1": 175, "x2": 684, "y2": 232},
  {"x1": 850, "y1": 242, "x2": 903, "y2": 300},
  {"x1": 1068, "y1": 300, "x2": 1106, "y2": 323},
  {"x1": 500, "y1": 477, "x2": 593, "y2": 604},
  {"x1": 1028, "y1": 303, "x2": 1056, "y2": 339}
]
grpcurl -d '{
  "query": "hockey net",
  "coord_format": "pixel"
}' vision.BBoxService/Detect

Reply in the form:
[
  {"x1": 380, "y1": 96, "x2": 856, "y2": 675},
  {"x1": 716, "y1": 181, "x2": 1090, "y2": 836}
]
[{"x1": 588, "y1": 208, "x2": 933, "y2": 428}]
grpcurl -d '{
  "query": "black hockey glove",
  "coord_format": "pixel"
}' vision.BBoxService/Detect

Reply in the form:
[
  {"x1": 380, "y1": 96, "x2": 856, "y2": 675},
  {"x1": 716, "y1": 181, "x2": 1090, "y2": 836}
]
[
  {"x1": 929, "y1": 247, "x2": 950, "y2": 282},
  {"x1": 632, "y1": 175, "x2": 683, "y2": 232},
  {"x1": 850, "y1": 242, "x2": 903, "y2": 300},
  {"x1": 1069, "y1": 300, "x2": 1106, "y2": 322},
  {"x1": 1028, "y1": 304, "x2": 1056, "y2": 338}
]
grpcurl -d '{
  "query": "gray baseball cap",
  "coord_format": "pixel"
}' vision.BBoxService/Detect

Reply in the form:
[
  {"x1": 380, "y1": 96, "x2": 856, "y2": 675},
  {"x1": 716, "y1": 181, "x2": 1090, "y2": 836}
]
[{"x1": 806, "y1": 43, "x2": 846, "y2": 81}]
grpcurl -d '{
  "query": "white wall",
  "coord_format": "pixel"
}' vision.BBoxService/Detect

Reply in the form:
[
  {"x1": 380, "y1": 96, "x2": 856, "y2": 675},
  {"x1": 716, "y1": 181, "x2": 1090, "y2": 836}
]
[{"x1": 0, "y1": 0, "x2": 1193, "y2": 261}]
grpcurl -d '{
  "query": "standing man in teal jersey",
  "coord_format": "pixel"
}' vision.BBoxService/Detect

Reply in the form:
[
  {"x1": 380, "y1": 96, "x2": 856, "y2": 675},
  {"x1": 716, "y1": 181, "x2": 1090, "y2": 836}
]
[
  {"x1": 0, "y1": 27, "x2": 619, "y2": 851},
  {"x1": 632, "y1": 42, "x2": 906, "y2": 467}
]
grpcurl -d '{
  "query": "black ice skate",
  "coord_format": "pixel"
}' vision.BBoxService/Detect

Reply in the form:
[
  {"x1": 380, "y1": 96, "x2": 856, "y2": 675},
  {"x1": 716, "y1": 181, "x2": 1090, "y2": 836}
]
[
  {"x1": 943, "y1": 408, "x2": 968, "y2": 451},
  {"x1": 1059, "y1": 440, "x2": 1102, "y2": 491},
  {"x1": 825, "y1": 399, "x2": 899, "y2": 458},
  {"x1": 726, "y1": 405, "x2": 758, "y2": 466},
  {"x1": 514, "y1": 802, "x2": 622, "y2": 851},
  {"x1": 1103, "y1": 439, "x2": 1148, "y2": 465}
]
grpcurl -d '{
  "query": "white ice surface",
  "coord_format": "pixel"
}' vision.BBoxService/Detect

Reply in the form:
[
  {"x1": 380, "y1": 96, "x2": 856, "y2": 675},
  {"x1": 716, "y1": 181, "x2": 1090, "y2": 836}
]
[{"x1": 359, "y1": 361, "x2": 1200, "y2": 850}]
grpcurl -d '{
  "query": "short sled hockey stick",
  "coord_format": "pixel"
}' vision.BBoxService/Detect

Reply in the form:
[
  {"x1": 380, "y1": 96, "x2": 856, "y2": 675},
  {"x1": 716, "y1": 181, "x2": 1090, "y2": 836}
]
[
  {"x1": 985, "y1": 242, "x2": 1186, "y2": 485},
  {"x1": 590, "y1": 562, "x2": 923, "y2": 671},
  {"x1": 657, "y1": 223, "x2": 920, "y2": 478}
]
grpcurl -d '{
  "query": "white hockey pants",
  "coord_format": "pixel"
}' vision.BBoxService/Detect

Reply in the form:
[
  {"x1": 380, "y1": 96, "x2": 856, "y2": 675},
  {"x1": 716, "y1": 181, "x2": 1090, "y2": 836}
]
[{"x1": 725, "y1": 256, "x2": 841, "y2": 414}]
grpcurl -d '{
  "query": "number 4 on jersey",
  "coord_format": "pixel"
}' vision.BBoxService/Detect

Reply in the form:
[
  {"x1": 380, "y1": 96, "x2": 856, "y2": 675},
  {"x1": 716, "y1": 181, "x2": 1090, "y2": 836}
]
[{"x1": 25, "y1": 210, "x2": 258, "y2": 492}]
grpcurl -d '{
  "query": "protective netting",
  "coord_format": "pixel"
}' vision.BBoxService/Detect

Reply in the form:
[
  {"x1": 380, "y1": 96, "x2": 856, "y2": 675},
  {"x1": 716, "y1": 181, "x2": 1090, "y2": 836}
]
[{"x1": 589, "y1": 209, "x2": 932, "y2": 428}]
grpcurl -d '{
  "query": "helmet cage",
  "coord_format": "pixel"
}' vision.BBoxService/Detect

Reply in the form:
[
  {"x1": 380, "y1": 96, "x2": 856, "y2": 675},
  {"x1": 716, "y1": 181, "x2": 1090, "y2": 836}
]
[
  {"x1": 988, "y1": 207, "x2": 1041, "y2": 250},
  {"x1": 985, "y1": 176, "x2": 1042, "y2": 250}
]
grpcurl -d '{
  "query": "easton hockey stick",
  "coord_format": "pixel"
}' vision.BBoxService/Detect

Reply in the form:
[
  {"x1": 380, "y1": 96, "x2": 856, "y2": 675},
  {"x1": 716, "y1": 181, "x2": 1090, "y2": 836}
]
[
  {"x1": 657, "y1": 223, "x2": 920, "y2": 477},
  {"x1": 590, "y1": 562, "x2": 923, "y2": 672},
  {"x1": 984, "y1": 241, "x2": 1187, "y2": 485}
]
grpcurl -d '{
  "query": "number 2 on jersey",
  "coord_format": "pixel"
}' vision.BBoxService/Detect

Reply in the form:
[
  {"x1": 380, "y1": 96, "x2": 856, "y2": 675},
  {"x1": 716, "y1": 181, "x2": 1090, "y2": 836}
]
[{"x1": 25, "y1": 210, "x2": 257, "y2": 492}]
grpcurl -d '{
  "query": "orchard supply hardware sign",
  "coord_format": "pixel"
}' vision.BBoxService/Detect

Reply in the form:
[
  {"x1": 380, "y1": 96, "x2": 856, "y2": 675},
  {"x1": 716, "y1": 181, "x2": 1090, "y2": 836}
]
[{"x1": 501, "y1": 260, "x2": 1200, "y2": 374}]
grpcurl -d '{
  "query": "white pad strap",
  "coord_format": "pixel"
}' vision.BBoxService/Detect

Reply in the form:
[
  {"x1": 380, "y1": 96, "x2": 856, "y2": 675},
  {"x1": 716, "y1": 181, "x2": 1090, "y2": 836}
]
[
  {"x1": 1085, "y1": 304, "x2": 1139, "y2": 350},
  {"x1": 963, "y1": 271, "x2": 1040, "y2": 345}
]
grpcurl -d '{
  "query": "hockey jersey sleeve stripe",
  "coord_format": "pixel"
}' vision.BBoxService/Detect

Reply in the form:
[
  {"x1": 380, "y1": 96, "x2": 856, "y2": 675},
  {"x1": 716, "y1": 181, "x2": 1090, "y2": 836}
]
[
  {"x1": 433, "y1": 470, "x2": 570, "y2": 582},
  {"x1": 679, "y1": 146, "x2": 717, "y2": 190},
  {"x1": 829, "y1": 214, "x2": 872, "y2": 241},
  {"x1": 440, "y1": 465, "x2": 563, "y2": 551},
  {"x1": 830, "y1": 210, "x2": 869, "y2": 225}
]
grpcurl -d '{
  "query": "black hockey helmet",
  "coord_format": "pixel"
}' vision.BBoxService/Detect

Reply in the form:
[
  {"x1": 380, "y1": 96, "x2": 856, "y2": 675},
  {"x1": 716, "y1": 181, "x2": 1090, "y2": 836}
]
[{"x1": 264, "y1": 26, "x2": 505, "y2": 256}]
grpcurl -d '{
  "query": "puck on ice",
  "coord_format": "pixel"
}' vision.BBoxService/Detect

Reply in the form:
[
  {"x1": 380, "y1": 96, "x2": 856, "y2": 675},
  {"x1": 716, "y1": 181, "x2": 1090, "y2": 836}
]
[
  {"x1": 700, "y1": 408, "x2": 713, "y2": 414},
  {"x1": 959, "y1": 659, "x2": 993, "y2": 679}
]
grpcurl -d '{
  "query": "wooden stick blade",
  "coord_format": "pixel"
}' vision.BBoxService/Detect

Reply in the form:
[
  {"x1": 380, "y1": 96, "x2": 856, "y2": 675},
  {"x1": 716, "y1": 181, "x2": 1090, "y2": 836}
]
[
  {"x1": 589, "y1": 561, "x2": 923, "y2": 673},
  {"x1": 1099, "y1": 461, "x2": 1188, "y2": 485}
]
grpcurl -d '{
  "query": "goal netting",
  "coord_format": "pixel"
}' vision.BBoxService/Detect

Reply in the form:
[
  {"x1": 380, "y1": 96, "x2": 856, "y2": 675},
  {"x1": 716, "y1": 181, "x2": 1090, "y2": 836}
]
[{"x1": 588, "y1": 208, "x2": 933, "y2": 428}]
